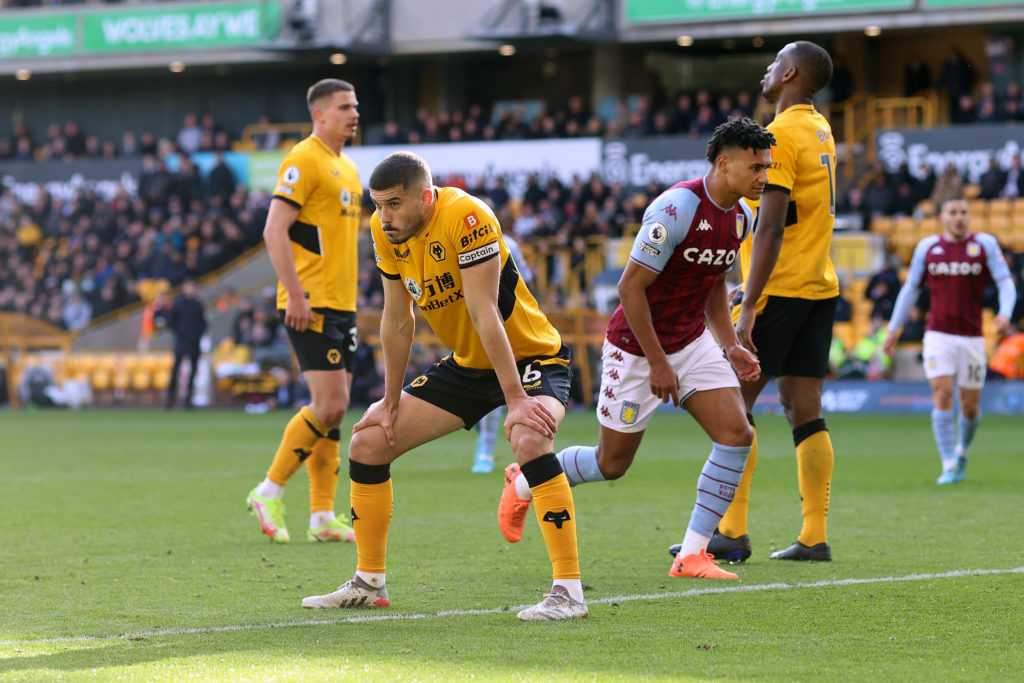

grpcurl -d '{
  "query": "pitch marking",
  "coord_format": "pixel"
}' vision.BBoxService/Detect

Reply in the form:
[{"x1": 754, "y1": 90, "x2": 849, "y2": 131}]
[{"x1": 3, "y1": 566, "x2": 1021, "y2": 646}]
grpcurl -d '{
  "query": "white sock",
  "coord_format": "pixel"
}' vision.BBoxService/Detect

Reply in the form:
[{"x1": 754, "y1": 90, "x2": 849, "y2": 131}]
[
  {"x1": 355, "y1": 571, "x2": 385, "y2": 588},
  {"x1": 553, "y1": 578, "x2": 584, "y2": 603},
  {"x1": 555, "y1": 445, "x2": 605, "y2": 486},
  {"x1": 256, "y1": 478, "x2": 284, "y2": 499},
  {"x1": 678, "y1": 528, "x2": 711, "y2": 558},
  {"x1": 514, "y1": 473, "x2": 533, "y2": 500},
  {"x1": 310, "y1": 510, "x2": 335, "y2": 528}
]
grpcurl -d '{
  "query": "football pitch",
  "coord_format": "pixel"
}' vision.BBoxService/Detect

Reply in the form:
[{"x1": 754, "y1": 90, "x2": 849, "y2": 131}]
[{"x1": 1, "y1": 408, "x2": 1021, "y2": 681}]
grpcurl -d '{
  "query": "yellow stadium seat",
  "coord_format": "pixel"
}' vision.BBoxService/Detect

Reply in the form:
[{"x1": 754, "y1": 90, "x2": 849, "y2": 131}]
[
  {"x1": 833, "y1": 322, "x2": 856, "y2": 349},
  {"x1": 870, "y1": 216, "x2": 894, "y2": 236},
  {"x1": 986, "y1": 215, "x2": 1012, "y2": 239},
  {"x1": 152, "y1": 369, "x2": 172, "y2": 392},
  {"x1": 91, "y1": 368, "x2": 112, "y2": 392},
  {"x1": 967, "y1": 199, "x2": 988, "y2": 218},
  {"x1": 131, "y1": 370, "x2": 152, "y2": 392},
  {"x1": 917, "y1": 217, "x2": 940, "y2": 238},
  {"x1": 987, "y1": 198, "x2": 1011, "y2": 220}
]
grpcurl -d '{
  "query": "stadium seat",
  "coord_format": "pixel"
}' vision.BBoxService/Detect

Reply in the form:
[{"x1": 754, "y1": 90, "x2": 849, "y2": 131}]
[
  {"x1": 870, "y1": 215, "x2": 894, "y2": 236},
  {"x1": 987, "y1": 198, "x2": 1011, "y2": 220},
  {"x1": 833, "y1": 321, "x2": 856, "y2": 349},
  {"x1": 967, "y1": 199, "x2": 988, "y2": 218}
]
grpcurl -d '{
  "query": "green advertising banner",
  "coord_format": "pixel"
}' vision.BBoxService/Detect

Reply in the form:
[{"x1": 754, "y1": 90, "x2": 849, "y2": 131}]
[
  {"x1": 925, "y1": 0, "x2": 1024, "y2": 6},
  {"x1": 249, "y1": 150, "x2": 287, "y2": 194},
  {"x1": 82, "y1": 1, "x2": 280, "y2": 53},
  {"x1": 625, "y1": 0, "x2": 914, "y2": 24},
  {"x1": 0, "y1": 14, "x2": 76, "y2": 59}
]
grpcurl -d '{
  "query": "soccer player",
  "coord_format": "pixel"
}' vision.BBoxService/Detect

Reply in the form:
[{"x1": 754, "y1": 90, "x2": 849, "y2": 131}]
[
  {"x1": 246, "y1": 79, "x2": 362, "y2": 544},
  {"x1": 498, "y1": 117, "x2": 769, "y2": 579},
  {"x1": 705, "y1": 41, "x2": 840, "y2": 563},
  {"x1": 883, "y1": 198, "x2": 1016, "y2": 484},
  {"x1": 301, "y1": 151, "x2": 586, "y2": 621}
]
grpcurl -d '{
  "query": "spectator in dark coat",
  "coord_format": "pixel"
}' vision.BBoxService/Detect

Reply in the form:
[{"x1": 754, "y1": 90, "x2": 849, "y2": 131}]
[
  {"x1": 979, "y1": 156, "x2": 1007, "y2": 200},
  {"x1": 166, "y1": 280, "x2": 207, "y2": 409}
]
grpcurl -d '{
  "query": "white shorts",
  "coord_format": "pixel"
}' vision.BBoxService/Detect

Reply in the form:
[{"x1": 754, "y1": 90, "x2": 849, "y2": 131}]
[
  {"x1": 922, "y1": 330, "x2": 987, "y2": 389},
  {"x1": 595, "y1": 330, "x2": 739, "y2": 434}
]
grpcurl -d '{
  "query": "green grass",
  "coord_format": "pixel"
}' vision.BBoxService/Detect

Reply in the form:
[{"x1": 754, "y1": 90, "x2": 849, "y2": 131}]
[{"x1": 1, "y1": 409, "x2": 1022, "y2": 681}]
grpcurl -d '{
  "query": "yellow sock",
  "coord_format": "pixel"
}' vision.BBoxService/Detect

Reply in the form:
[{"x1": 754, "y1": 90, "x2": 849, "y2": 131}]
[
  {"x1": 308, "y1": 429, "x2": 341, "y2": 513},
  {"x1": 719, "y1": 423, "x2": 757, "y2": 538},
  {"x1": 795, "y1": 421, "x2": 834, "y2": 547},
  {"x1": 350, "y1": 461, "x2": 392, "y2": 574},
  {"x1": 266, "y1": 406, "x2": 328, "y2": 485},
  {"x1": 528, "y1": 467, "x2": 580, "y2": 580}
]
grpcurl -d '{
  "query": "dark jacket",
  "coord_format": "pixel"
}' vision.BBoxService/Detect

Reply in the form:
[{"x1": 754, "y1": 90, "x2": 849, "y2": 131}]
[{"x1": 167, "y1": 293, "x2": 207, "y2": 354}]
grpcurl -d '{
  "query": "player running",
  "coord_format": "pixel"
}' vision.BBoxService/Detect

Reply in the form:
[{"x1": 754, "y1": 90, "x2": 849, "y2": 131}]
[{"x1": 498, "y1": 117, "x2": 770, "y2": 579}]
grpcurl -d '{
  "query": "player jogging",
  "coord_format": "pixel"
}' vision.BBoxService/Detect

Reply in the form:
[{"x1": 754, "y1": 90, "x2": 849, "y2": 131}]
[
  {"x1": 499, "y1": 117, "x2": 770, "y2": 579},
  {"x1": 883, "y1": 198, "x2": 1016, "y2": 484},
  {"x1": 301, "y1": 151, "x2": 586, "y2": 621},
  {"x1": 246, "y1": 79, "x2": 362, "y2": 544}
]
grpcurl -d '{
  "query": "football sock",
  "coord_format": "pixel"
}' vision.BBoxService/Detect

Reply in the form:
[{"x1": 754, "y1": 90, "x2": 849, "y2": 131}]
[
  {"x1": 310, "y1": 510, "x2": 336, "y2": 528},
  {"x1": 355, "y1": 571, "x2": 386, "y2": 588},
  {"x1": 475, "y1": 407, "x2": 502, "y2": 456},
  {"x1": 683, "y1": 442, "x2": 749, "y2": 555},
  {"x1": 255, "y1": 477, "x2": 284, "y2": 499},
  {"x1": 266, "y1": 406, "x2": 328, "y2": 485},
  {"x1": 350, "y1": 460, "x2": 392, "y2": 575},
  {"x1": 553, "y1": 579, "x2": 585, "y2": 603},
  {"x1": 794, "y1": 419, "x2": 834, "y2": 547},
  {"x1": 719, "y1": 415, "x2": 757, "y2": 539},
  {"x1": 308, "y1": 429, "x2": 341, "y2": 514},
  {"x1": 957, "y1": 412, "x2": 980, "y2": 458},
  {"x1": 522, "y1": 454, "x2": 580, "y2": 580},
  {"x1": 556, "y1": 445, "x2": 604, "y2": 486},
  {"x1": 678, "y1": 529, "x2": 712, "y2": 559},
  {"x1": 932, "y1": 408, "x2": 957, "y2": 471}
]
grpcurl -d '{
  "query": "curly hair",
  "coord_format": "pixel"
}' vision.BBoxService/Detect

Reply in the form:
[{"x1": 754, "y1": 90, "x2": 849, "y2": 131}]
[{"x1": 705, "y1": 117, "x2": 776, "y2": 163}]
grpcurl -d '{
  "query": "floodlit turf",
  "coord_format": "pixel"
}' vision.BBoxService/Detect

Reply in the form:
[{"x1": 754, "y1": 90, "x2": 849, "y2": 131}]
[{"x1": 1, "y1": 408, "x2": 1022, "y2": 681}]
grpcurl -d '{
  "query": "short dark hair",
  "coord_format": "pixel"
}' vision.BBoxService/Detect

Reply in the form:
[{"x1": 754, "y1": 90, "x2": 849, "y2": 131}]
[
  {"x1": 306, "y1": 79, "x2": 354, "y2": 112},
  {"x1": 369, "y1": 151, "x2": 433, "y2": 192},
  {"x1": 791, "y1": 41, "x2": 833, "y2": 93},
  {"x1": 705, "y1": 117, "x2": 776, "y2": 163}
]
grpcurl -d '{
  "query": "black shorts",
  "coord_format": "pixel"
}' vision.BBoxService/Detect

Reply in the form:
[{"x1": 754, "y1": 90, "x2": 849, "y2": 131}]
[
  {"x1": 750, "y1": 296, "x2": 837, "y2": 378},
  {"x1": 404, "y1": 344, "x2": 572, "y2": 429},
  {"x1": 280, "y1": 308, "x2": 357, "y2": 372}
]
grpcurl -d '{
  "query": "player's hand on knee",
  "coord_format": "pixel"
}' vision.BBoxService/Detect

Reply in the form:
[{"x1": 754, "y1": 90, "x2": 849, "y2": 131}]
[
  {"x1": 353, "y1": 398, "x2": 398, "y2": 447},
  {"x1": 504, "y1": 396, "x2": 556, "y2": 441}
]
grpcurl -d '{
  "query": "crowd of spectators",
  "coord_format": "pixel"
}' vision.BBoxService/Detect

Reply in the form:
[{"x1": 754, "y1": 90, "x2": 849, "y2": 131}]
[
  {"x1": 376, "y1": 91, "x2": 770, "y2": 146},
  {"x1": 839, "y1": 151, "x2": 1024, "y2": 230},
  {"x1": 0, "y1": 113, "x2": 234, "y2": 164},
  {"x1": 0, "y1": 162, "x2": 268, "y2": 331}
]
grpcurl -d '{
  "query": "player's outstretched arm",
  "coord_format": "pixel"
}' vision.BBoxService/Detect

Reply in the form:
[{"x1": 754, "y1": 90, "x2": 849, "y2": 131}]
[
  {"x1": 736, "y1": 188, "x2": 788, "y2": 353},
  {"x1": 263, "y1": 199, "x2": 314, "y2": 331},
  {"x1": 461, "y1": 256, "x2": 556, "y2": 441},
  {"x1": 353, "y1": 276, "x2": 415, "y2": 446},
  {"x1": 617, "y1": 260, "x2": 679, "y2": 405},
  {"x1": 706, "y1": 276, "x2": 760, "y2": 382}
]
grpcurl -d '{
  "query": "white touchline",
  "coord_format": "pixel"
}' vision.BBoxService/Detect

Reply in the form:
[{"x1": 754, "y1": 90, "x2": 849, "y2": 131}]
[{"x1": 3, "y1": 567, "x2": 1022, "y2": 646}]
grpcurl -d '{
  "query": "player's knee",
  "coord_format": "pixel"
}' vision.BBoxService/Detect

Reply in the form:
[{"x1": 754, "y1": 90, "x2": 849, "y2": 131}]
[
  {"x1": 719, "y1": 423, "x2": 754, "y2": 448},
  {"x1": 595, "y1": 448, "x2": 634, "y2": 480},
  {"x1": 348, "y1": 427, "x2": 384, "y2": 464},
  {"x1": 315, "y1": 398, "x2": 349, "y2": 429},
  {"x1": 510, "y1": 427, "x2": 548, "y2": 461}
]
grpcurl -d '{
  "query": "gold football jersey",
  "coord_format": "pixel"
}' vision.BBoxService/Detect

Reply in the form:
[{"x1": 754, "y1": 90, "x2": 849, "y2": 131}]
[
  {"x1": 372, "y1": 187, "x2": 561, "y2": 369},
  {"x1": 739, "y1": 104, "x2": 839, "y2": 306},
  {"x1": 272, "y1": 134, "x2": 362, "y2": 312}
]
